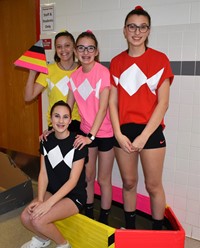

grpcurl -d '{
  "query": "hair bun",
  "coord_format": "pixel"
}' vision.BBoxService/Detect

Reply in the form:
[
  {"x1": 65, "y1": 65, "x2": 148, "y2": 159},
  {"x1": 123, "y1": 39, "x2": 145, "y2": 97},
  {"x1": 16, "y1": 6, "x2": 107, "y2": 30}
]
[
  {"x1": 86, "y1": 29, "x2": 93, "y2": 34},
  {"x1": 134, "y1": 6, "x2": 144, "y2": 10}
]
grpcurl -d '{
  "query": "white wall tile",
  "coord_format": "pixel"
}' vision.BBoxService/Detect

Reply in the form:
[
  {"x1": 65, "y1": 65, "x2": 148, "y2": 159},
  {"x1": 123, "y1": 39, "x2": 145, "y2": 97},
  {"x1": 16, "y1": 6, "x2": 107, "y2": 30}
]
[
  {"x1": 186, "y1": 211, "x2": 199, "y2": 226},
  {"x1": 184, "y1": 223, "x2": 192, "y2": 238},
  {"x1": 175, "y1": 171, "x2": 188, "y2": 186},
  {"x1": 176, "y1": 144, "x2": 190, "y2": 160},
  {"x1": 174, "y1": 184, "x2": 187, "y2": 198},
  {"x1": 173, "y1": 206, "x2": 186, "y2": 223},
  {"x1": 187, "y1": 200, "x2": 200, "y2": 215},
  {"x1": 187, "y1": 186, "x2": 200, "y2": 201},
  {"x1": 192, "y1": 226, "x2": 200, "y2": 241},
  {"x1": 191, "y1": 2, "x2": 200, "y2": 23},
  {"x1": 176, "y1": 158, "x2": 189, "y2": 173},
  {"x1": 188, "y1": 174, "x2": 200, "y2": 188},
  {"x1": 82, "y1": 0, "x2": 120, "y2": 12},
  {"x1": 189, "y1": 160, "x2": 200, "y2": 176},
  {"x1": 190, "y1": 147, "x2": 200, "y2": 162}
]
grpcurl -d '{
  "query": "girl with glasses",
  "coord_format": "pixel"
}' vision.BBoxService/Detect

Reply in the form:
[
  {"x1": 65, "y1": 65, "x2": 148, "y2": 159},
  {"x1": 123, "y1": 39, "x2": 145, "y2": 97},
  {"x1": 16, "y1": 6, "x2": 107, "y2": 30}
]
[
  {"x1": 109, "y1": 6, "x2": 174, "y2": 230},
  {"x1": 68, "y1": 31, "x2": 114, "y2": 225}
]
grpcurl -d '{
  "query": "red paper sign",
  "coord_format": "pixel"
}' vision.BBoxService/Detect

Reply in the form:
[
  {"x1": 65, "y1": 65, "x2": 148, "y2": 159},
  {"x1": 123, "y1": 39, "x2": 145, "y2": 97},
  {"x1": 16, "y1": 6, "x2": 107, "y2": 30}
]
[{"x1": 42, "y1": 39, "x2": 52, "y2": 50}]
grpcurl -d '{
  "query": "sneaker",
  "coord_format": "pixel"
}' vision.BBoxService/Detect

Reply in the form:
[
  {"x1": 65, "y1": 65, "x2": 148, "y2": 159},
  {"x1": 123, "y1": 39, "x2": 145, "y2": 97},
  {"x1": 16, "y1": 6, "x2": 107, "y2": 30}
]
[
  {"x1": 56, "y1": 242, "x2": 72, "y2": 248},
  {"x1": 21, "y1": 236, "x2": 51, "y2": 248}
]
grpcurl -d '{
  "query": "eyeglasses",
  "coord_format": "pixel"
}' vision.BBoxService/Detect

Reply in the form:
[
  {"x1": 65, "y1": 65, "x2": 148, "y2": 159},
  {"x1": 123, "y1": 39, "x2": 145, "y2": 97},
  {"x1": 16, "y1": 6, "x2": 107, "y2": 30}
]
[
  {"x1": 126, "y1": 23, "x2": 149, "y2": 33},
  {"x1": 76, "y1": 45, "x2": 96, "y2": 53}
]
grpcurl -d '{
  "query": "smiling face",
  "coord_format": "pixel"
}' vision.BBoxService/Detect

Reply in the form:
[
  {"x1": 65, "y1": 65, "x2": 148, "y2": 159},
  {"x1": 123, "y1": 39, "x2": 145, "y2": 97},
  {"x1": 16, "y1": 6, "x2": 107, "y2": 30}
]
[
  {"x1": 75, "y1": 36, "x2": 99, "y2": 69},
  {"x1": 124, "y1": 14, "x2": 150, "y2": 49},
  {"x1": 55, "y1": 36, "x2": 75, "y2": 62},
  {"x1": 51, "y1": 104, "x2": 71, "y2": 139}
]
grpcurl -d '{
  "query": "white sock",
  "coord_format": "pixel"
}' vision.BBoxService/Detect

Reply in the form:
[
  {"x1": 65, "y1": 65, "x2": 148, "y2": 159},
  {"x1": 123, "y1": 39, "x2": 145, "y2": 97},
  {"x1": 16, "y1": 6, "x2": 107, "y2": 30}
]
[
  {"x1": 56, "y1": 242, "x2": 70, "y2": 248},
  {"x1": 35, "y1": 236, "x2": 50, "y2": 242}
]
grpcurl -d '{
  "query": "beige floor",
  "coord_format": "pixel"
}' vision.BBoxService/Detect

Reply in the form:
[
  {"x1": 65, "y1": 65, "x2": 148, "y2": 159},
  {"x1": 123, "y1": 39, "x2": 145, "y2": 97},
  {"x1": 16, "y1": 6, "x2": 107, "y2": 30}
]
[{"x1": 0, "y1": 195, "x2": 200, "y2": 248}]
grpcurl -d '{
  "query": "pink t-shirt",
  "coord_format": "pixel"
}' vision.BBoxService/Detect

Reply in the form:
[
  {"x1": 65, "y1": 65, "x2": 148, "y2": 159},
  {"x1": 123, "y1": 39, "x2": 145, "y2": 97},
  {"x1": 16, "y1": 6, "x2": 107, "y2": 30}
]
[{"x1": 69, "y1": 62, "x2": 113, "y2": 137}]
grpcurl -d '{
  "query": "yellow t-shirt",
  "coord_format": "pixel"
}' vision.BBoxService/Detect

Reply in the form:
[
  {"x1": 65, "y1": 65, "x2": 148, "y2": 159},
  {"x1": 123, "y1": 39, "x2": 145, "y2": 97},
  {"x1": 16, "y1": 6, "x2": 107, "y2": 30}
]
[{"x1": 36, "y1": 63, "x2": 80, "y2": 126}]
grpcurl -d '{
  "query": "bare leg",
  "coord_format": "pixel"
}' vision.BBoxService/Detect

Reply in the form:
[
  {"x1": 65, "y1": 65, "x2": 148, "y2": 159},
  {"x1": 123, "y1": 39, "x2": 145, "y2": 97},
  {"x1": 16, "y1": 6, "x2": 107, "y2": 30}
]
[
  {"x1": 85, "y1": 147, "x2": 98, "y2": 204},
  {"x1": 114, "y1": 147, "x2": 139, "y2": 211},
  {"x1": 97, "y1": 148, "x2": 114, "y2": 209},
  {"x1": 140, "y1": 147, "x2": 166, "y2": 220},
  {"x1": 21, "y1": 193, "x2": 79, "y2": 245}
]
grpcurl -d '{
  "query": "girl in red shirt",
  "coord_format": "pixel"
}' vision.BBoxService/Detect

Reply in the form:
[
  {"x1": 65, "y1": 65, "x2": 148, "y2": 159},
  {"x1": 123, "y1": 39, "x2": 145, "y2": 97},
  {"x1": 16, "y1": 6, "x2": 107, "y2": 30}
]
[{"x1": 109, "y1": 6, "x2": 174, "y2": 230}]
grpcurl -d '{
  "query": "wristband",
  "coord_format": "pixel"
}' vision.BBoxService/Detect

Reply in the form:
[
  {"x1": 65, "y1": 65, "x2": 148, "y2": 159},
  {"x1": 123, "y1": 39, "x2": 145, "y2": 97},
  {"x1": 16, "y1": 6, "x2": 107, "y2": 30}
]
[{"x1": 87, "y1": 133, "x2": 95, "y2": 141}]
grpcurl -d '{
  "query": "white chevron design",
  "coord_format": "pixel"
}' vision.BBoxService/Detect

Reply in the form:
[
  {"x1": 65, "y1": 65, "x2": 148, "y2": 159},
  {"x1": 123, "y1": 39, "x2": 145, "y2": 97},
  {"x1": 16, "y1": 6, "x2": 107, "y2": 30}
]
[
  {"x1": 77, "y1": 79, "x2": 93, "y2": 100},
  {"x1": 70, "y1": 78, "x2": 102, "y2": 100},
  {"x1": 47, "y1": 76, "x2": 70, "y2": 96},
  {"x1": 44, "y1": 145, "x2": 75, "y2": 169},
  {"x1": 146, "y1": 68, "x2": 164, "y2": 95},
  {"x1": 47, "y1": 145, "x2": 63, "y2": 169},
  {"x1": 56, "y1": 76, "x2": 70, "y2": 96},
  {"x1": 114, "y1": 64, "x2": 164, "y2": 96},
  {"x1": 63, "y1": 148, "x2": 75, "y2": 168},
  {"x1": 95, "y1": 79, "x2": 101, "y2": 99}
]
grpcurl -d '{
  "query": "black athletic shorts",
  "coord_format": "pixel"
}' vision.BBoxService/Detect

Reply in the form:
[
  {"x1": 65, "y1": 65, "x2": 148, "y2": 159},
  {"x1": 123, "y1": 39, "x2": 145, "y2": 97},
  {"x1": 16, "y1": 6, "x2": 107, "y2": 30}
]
[
  {"x1": 67, "y1": 193, "x2": 87, "y2": 212},
  {"x1": 114, "y1": 123, "x2": 166, "y2": 149},
  {"x1": 78, "y1": 130, "x2": 114, "y2": 152}
]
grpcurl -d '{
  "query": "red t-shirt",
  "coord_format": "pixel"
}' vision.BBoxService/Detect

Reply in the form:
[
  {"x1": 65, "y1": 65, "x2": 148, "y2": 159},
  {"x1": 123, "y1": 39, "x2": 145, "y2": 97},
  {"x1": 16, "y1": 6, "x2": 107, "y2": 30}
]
[{"x1": 110, "y1": 48, "x2": 174, "y2": 128}]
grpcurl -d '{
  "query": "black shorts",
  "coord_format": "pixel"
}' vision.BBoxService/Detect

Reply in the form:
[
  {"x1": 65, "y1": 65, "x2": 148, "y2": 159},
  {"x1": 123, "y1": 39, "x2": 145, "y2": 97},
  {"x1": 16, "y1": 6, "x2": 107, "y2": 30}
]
[
  {"x1": 68, "y1": 120, "x2": 81, "y2": 133},
  {"x1": 47, "y1": 189, "x2": 86, "y2": 212},
  {"x1": 78, "y1": 130, "x2": 114, "y2": 152},
  {"x1": 67, "y1": 193, "x2": 87, "y2": 212},
  {"x1": 114, "y1": 123, "x2": 166, "y2": 149}
]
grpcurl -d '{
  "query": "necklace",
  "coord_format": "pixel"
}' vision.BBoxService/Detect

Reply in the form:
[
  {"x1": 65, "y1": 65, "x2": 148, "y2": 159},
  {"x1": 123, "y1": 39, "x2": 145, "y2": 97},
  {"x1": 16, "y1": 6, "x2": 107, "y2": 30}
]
[{"x1": 59, "y1": 61, "x2": 75, "y2": 71}]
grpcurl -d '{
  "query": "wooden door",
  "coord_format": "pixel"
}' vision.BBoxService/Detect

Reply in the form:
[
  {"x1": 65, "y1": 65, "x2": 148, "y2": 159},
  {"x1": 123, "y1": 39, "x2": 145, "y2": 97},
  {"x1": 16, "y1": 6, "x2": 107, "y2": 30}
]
[{"x1": 0, "y1": 0, "x2": 40, "y2": 156}]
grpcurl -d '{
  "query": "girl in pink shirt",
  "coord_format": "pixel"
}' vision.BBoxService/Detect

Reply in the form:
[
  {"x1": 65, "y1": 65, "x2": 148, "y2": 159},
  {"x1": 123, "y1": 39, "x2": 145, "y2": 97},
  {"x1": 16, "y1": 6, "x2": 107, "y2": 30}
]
[{"x1": 68, "y1": 31, "x2": 114, "y2": 225}]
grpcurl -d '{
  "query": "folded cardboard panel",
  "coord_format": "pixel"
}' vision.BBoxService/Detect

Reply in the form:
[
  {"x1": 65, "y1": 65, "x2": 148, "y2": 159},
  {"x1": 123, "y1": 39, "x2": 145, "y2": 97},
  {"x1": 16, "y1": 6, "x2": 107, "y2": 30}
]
[{"x1": 0, "y1": 152, "x2": 33, "y2": 215}]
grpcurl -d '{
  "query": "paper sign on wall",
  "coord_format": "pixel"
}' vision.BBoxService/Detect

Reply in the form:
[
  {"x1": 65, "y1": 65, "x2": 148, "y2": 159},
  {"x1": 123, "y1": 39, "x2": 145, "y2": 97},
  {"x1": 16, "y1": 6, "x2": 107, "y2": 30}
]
[{"x1": 41, "y1": 4, "x2": 55, "y2": 32}]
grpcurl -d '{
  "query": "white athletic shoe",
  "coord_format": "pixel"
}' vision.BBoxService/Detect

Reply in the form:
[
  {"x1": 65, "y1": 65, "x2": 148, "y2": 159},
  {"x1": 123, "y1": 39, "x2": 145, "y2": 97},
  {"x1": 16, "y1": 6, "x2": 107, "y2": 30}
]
[
  {"x1": 56, "y1": 242, "x2": 72, "y2": 248},
  {"x1": 21, "y1": 236, "x2": 51, "y2": 248}
]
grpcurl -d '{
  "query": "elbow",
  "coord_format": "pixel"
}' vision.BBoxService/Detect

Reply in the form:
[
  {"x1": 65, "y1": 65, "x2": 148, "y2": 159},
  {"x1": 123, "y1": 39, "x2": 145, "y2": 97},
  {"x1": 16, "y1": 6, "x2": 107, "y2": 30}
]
[
  {"x1": 165, "y1": 101, "x2": 169, "y2": 111},
  {"x1": 162, "y1": 101, "x2": 169, "y2": 114},
  {"x1": 24, "y1": 94, "x2": 34, "y2": 102},
  {"x1": 24, "y1": 96, "x2": 30, "y2": 102},
  {"x1": 101, "y1": 108, "x2": 108, "y2": 119}
]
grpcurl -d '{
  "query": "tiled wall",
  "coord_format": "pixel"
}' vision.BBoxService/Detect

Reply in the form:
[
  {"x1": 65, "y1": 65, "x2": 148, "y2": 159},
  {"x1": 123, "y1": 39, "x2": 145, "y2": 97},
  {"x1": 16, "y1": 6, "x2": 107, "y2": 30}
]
[{"x1": 40, "y1": 0, "x2": 200, "y2": 240}]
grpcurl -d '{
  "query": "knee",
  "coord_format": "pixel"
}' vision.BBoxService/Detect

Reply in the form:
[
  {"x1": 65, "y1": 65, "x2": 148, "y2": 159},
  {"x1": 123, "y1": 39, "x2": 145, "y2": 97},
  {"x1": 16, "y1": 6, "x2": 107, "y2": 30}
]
[
  {"x1": 123, "y1": 178, "x2": 137, "y2": 191},
  {"x1": 145, "y1": 181, "x2": 162, "y2": 195},
  {"x1": 20, "y1": 210, "x2": 26, "y2": 225},
  {"x1": 20, "y1": 208, "x2": 30, "y2": 226},
  {"x1": 31, "y1": 218, "x2": 44, "y2": 231},
  {"x1": 97, "y1": 176, "x2": 111, "y2": 187},
  {"x1": 86, "y1": 174, "x2": 95, "y2": 184}
]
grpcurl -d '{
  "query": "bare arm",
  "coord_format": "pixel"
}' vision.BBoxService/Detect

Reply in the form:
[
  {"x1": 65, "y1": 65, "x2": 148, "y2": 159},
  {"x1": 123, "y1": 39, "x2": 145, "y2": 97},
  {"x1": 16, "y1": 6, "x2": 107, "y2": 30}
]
[
  {"x1": 27, "y1": 155, "x2": 48, "y2": 215},
  {"x1": 74, "y1": 87, "x2": 110, "y2": 149},
  {"x1": 132, "y1": 78, "x2": 170, "y2": 151},
  {"x1": 109, "y1": 85, "x2": 121, "y2": 137},
  {"x1": 37, "y1": 155, "x2": 48, "y2": 202},
  {"x1": 109, "y1": 85, "x2": 133, "y2": 153},
  {"x1": 67, "y1": 89, "x2": 75, "y2": 110},
  {"x1": 90, "y1": 87, "x2": 109, "y2": 136},
  {"x1": 24, "y1": 70, "x2": 44, "y2": 101}
]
